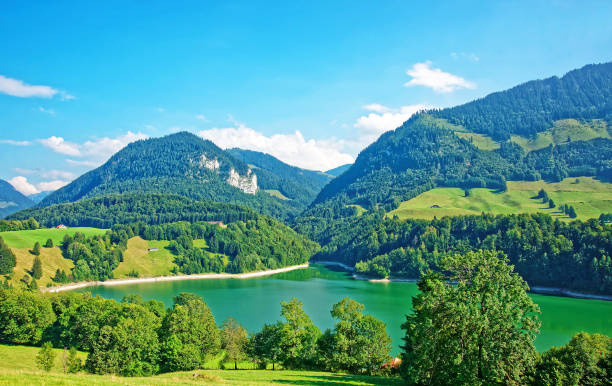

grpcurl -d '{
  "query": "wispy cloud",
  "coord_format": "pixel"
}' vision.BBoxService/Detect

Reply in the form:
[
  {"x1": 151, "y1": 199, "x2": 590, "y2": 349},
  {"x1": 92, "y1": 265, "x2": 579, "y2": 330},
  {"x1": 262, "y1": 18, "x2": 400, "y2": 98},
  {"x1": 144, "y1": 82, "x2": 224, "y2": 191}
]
[
  {"x1": 195, "y1": 114, "x2": 209, "y2": 122},
  {"x1": 405, "y1": 61, "x2": 476, "y2": 93},
  {"x1": 39, "y1": 106, "x2": 56, "y2": 116},
  {"x1": 450, "y1": 52, "x2": 480, "y2": 62},
  {"x1": 40, "y1": 131, "x2": 149, "y2": 166},
  {"x1": 0, "y1": 139, "x2": 32, "y2": 146}
]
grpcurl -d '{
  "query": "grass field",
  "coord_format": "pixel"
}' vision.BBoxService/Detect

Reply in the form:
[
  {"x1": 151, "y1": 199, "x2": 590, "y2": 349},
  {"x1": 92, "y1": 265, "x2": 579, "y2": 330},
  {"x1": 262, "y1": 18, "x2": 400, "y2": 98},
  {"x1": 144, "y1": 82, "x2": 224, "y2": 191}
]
[
  {"x1": 10, "y1": 246, "x2": 74, "y2": 288},
  {"x1": 0, "y1": 227, "x2": 107, "y2": 249},
  {"x1": 0, "y1": 344, "x2": 401, "y2": 385},
  {"x1": 511, "y1": 119, "x2": 611, "y2": 152},
  {"x1": 388, "y1": 177, "x2": 612, "y2": 221},
  {"x1": 113, "y1": 237, "x2": 178, "y2": 279},
  {"x1": 264, "y1": 189, "x2": 291, "y2": 200}
]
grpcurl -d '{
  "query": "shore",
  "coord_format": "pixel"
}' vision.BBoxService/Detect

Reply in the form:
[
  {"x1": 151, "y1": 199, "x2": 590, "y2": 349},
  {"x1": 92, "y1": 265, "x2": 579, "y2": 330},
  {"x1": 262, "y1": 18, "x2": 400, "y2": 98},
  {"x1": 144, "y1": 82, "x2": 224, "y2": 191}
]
[
  {"x1": 529, "y1": 286, "x2": 612, "y2": 301},
  {"x1": 316, "y1": 261, "x2": 611, "y2": 300},
  {"x1": 44, "y1": 263, "x2": 310, "y2": 293}
]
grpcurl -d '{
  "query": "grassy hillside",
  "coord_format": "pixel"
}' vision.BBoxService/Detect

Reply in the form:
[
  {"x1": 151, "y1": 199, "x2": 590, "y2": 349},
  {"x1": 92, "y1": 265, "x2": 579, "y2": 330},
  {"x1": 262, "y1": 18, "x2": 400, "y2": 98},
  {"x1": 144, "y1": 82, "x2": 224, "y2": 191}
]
[
  {"x1": 511, "y1": 119, "x2": 611, "y2": 152},
  {"x1": 113, "y1": 237, "x2": 177, "y2": 279},
  {"x1": 0, "y1": 344, "x2": 400, "y2": 385},
  {"x1": 389, "y1": 177, "x2": 612, "y2": 220},
  {"x1": 0, "y1": 227, "x2": 107, "y2": 249},
  {"x1": 264, "y1": 189, "x2": 291, "y2": 200}
]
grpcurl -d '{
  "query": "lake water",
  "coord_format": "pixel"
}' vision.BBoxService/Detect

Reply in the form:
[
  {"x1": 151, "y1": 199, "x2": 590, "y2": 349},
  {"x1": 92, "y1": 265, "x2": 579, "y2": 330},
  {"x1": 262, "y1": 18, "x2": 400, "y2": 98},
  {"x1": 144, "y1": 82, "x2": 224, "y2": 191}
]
[{"x1": 79, "y1": 264, "x2": 612, "y2": 355}]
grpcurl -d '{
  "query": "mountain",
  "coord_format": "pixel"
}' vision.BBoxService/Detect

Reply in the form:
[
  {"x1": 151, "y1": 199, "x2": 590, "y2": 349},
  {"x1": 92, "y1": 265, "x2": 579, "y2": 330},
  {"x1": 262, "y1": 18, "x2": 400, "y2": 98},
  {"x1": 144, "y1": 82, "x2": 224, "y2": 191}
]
[
  {"x1": 28, "y1": 191, "x2": 52, "y2": 204},
  {"x1": 226, "y1": 148, "x2": 333, "y2": 207},
  {"x1": 306, "y1": 63, "x2": 612, "y2": 218},
  {"x1": 39, "y1": 132, "x2": 304, "y2": 220},
  {"x1": 325, "y1": 164, "x2": 352, "y2": 177},
  {"x1": 0, "y1": 179, "x2": 34, "y2": 218}
]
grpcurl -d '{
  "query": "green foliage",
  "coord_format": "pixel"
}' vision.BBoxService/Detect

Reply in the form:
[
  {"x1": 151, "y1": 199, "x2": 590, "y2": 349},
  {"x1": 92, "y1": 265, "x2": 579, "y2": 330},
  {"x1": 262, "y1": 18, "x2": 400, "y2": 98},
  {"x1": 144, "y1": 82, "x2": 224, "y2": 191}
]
[
  {"x1": 532, "y1": 332, "x2": 611, "y2": 385},
  {"x1": 250, "y1": 323, "x2": 283, "y2": 370},
  {"x1": 85, "y1": 304, "x2": 160, "y2": 376},
  {"x1": 65, "y1": 346, "x2": 82, "y2": 373},
  {"x1": 31, "y1": 241, "x2": 41, "y2": 256},
  {"x1": 0, "y1": 289, "x2": 55, "y2": 344},
  {"x1": 36, "y1": 342, "x2": 56, "y2": 372},
  {"x1": 44, "y1": 238, "x2": 54, "y2": 248},
  {"x1": 318, "y1": 298, "x2": 391, "y2": 375},
  {"x1": 0, "y1": 218, "x2": 39, "y2": 232},
  {"x1": 401, "y1": 250, "x2": 540, "y2": 385},
  {"x1": 158, "y1": 293, "x2": 220, "y2": 372},
  {"x1": 220, "y1": 317, "x2": 249, "y2": 370},
  {"x1": 549, "y1": 198, "x2": 556, "y2": 208},
  {"x1": 308, "y1": 212, "x2": 612, "y2": 295},
  {"x1": 31, "y1": 256, "x2": 42, "y2": 279},
  {"x1": 0, "y1": 237, "x2": 16, "y2": 275},
  {"x1": 278, "y1": 297, "x2": 321, "y2": 369}
]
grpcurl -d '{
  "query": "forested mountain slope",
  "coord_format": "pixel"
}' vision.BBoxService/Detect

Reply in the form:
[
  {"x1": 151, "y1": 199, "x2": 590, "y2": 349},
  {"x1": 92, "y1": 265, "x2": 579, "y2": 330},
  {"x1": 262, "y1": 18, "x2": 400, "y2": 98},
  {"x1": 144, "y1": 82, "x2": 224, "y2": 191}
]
[
  {"x1": 39, "y1": 132, "x2": 304, "y2": 220},
  {"x1": 0, "y1": 180, "x2": 34, "y2": 218},
  {"x1": 306, "y1": 63, "x2": 612, "y2": 219},
  {"x1": 227, "y1": 148, "x2": 332, "y2": 207}
]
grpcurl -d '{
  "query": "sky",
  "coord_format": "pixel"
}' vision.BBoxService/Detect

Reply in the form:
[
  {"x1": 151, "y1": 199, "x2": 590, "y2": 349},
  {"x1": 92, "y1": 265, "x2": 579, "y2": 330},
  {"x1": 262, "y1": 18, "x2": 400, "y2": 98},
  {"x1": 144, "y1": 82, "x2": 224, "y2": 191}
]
[{"x1": 1, "y1": 0, "x2": 611, "y2": 195}]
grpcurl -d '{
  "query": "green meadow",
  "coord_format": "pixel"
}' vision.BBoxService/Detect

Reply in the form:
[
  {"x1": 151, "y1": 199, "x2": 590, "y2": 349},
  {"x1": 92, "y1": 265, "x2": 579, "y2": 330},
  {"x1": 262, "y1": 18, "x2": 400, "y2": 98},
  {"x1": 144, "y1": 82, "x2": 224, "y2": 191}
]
[
  {"x1": 0, "y1": 227, "x2": 107, "y2": 249},
  {"x1": 0, "y1": 344, "x2": 400, "y2": 385},
  {"x1": 388, "y1": 177, "x2": 612, "y2": 220}
]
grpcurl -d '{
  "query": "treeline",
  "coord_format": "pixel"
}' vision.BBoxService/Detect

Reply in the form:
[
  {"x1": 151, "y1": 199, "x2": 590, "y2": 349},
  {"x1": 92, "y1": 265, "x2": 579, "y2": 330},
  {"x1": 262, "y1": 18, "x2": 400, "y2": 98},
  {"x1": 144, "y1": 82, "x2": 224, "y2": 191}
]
[
  {"x1": 52, "y1": 219, "x2": 318, "y2": 283},
  {"x1": 8, "y1": 194, "x2": 260, "y2": 229},
  {"x1": 432, "y1": 62, "x2": 612, "y2": 140},
  {"x1": 0, "y1": 289, "x2": 392, "y2": 377},
  {"x1": 0, "y1": 217, "x2": 39, "y2": 232},
  {"x1": 307, "y1": 212, "x2": 612, "y2": 295}
]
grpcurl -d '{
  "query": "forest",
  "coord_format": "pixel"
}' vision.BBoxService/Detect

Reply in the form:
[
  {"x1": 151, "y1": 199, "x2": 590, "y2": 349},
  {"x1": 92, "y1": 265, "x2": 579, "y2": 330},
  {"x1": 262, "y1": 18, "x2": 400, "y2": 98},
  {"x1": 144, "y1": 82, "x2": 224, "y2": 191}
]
[{"x1": 302, "y1": 211, "x2": 612, "y2": 295}]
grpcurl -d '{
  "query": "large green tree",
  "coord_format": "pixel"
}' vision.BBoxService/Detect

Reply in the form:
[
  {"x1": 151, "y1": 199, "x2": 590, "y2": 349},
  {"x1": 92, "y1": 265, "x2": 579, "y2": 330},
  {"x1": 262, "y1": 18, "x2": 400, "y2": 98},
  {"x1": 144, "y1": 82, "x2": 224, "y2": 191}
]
[
  {"x1": 318, "y1": 297, "x2": 391, "y2": 375},
  {"x1": 0, "y1": 237, "x2": 16, "y2": 275},
  {"x1": 31, "y1": 256, "x2": 43, "y2": 280},
  {"x1": 401, "y1": 250, "x2": 540, "y2": 385},
  {"x1": 0, "y1": 289, "x2": 55, "y2": 344},
  {"x1": 36, "y1": 341, "x2": 56, "y2": 372},
  {"x1": 251, "y1": 322, "x2": 283, "y2": 370},
  {"x1": 220, "y1": 317, "x2": 249, "y2": 370},
  {"x1": 159, "y1": 293, "x2": 220, "y2": 372},
  {"x1": 278, "y1": 298, "x2": 321, "y2": 369}
]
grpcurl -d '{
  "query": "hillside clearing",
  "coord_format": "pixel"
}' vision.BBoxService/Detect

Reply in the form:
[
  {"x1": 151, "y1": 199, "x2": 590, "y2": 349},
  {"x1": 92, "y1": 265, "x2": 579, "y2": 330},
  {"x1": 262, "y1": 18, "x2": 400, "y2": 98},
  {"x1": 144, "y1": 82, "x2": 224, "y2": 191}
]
[
  {"x1": 388, "y1": 177, "x2": 612, "y2": 221},
  {"x1": 264, "y1": 189, "x2": 291, "y2": 200},
  {"x1": 113, "y1": 237, "x2": 178, "y2": 278},
  {"x1": 0, "y1": 227, "x2": 107, "y2": 249}
]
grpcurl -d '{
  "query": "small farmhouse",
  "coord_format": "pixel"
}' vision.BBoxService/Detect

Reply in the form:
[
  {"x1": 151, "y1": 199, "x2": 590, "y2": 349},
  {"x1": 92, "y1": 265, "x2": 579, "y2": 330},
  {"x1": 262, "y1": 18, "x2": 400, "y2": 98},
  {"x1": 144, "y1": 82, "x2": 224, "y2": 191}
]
[
  {"x1": 147, "y1": 247, "x2": 159, "y2": 252},
  {"x1": 207, "y1": 221, "x2": 227, "y2": 228},
  {"x1": 55, "y1": 224, "x2": 67, "y2": 230},
  {"x1": 429, "y1": 204, "x2": 441, "y2": 209}
]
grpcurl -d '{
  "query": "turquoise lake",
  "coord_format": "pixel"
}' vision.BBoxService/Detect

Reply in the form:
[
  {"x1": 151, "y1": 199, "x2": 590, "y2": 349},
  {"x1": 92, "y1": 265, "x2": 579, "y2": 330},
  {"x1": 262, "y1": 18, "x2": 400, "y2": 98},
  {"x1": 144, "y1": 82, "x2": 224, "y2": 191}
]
[{"x1": 79, "y1": 264, "x2": 612, "y2": 355}]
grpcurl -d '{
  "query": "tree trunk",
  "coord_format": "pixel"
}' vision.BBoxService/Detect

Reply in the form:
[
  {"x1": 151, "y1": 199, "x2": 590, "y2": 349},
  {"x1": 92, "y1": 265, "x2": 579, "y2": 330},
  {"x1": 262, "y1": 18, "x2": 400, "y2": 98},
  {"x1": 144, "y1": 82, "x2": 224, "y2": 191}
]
[
  {"x1": 234, "y1": 360, "x2": 237, "y2": 370},
  {"x1": 272, "y1": 361, "x2": 275, "y2": 370}
]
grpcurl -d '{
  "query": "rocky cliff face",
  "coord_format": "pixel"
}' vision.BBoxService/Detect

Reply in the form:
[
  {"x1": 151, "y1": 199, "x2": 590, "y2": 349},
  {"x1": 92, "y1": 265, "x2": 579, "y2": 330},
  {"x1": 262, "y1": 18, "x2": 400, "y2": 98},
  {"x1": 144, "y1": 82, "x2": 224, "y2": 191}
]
[
  {"x1": 227, "y1": 168, "x2": 258, "y2": 194},
  {"x1": 199, "y1": 154, "x2": 220, "y2": 171}
]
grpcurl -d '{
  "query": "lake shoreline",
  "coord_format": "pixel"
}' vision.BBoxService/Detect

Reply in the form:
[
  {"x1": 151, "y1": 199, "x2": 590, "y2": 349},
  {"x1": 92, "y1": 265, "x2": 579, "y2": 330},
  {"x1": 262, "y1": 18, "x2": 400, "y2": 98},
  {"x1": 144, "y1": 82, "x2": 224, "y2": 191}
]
[
  {"x1": 44, "y1": 263, "x2": 310, "y2": 293},
  {"x1": 315, "y1": 261, "x2": 611, "y2": 300}
]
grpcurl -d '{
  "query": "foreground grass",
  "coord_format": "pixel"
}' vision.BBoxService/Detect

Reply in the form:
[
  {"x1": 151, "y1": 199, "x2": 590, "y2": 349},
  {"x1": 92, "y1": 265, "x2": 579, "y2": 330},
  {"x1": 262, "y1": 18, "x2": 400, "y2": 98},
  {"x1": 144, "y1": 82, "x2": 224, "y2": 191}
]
[
  {"x1": 0, "y1": 344, "x2": 401, "y2": 385},
  {"x1": 0, "y1": 227, "x2": 107, "y2": 249},
  {"x1": 389, "y1": 176, "x2": 612, "y2": 221}
]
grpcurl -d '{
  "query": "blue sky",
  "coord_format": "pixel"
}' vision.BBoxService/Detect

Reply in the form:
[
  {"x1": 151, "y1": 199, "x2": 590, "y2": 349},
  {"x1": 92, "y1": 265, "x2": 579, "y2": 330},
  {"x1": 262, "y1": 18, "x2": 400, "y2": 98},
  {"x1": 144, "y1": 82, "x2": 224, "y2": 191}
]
[{"x1": 1, "y1": 0, "x2": 611, "y2": 195}]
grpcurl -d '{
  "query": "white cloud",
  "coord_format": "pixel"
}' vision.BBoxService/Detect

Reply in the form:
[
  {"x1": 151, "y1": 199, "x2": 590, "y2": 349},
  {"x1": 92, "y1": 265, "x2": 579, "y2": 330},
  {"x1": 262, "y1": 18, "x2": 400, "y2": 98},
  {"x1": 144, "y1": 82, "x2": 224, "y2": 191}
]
[
  {"x1": 40, "y1": 131, "x2": 149, "y2": 165},
  {"x1": 197, "y1": 124, "x2": 354, "y2": 171},
  {"x1": 39, "y1": 106, "x2": 55, "y2": 116},
  {"x1": 7, "y1": 176, "x2": 70, "y2": 195},
  {"x1": 353, "y1": 104, "x2": 430, "y2": 147},
  {"x1": 39, "y1": 136, "x2": 81, "y2": 156},
  {"x1": 0, "y1": 139, "x2": 31, "y2": 146},
  {"x1": 405, "y1": 61, "x2": 476, "y2": 93},
  {"x1": 195, "y1": 114, "x2": 208, "y2": 122},
  {"x1": 363, "y1": 104, "x2": 392, "y2": 113},
  {"x1": 41, "y1": 169, "x2": 76, "y2": 180},
  {"x1": 7, "y1": 176, "x2": 39, "y2": 195},
  {"x1": 451, "y1": 52, "x2": 480, "y2": 62},
  {"x1": 0, "y1": 75, "x2": 58, "y2": 98}
]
